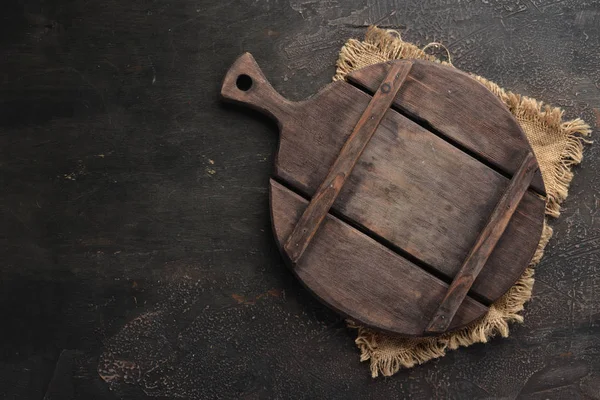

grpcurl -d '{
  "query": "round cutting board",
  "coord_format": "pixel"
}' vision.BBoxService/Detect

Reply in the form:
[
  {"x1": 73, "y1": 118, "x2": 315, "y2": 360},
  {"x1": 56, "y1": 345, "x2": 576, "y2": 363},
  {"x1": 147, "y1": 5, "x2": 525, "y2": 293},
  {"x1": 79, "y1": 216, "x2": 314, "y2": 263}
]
[{"x1": 221, "y1": 53, "x2": 545, "y2": 336}]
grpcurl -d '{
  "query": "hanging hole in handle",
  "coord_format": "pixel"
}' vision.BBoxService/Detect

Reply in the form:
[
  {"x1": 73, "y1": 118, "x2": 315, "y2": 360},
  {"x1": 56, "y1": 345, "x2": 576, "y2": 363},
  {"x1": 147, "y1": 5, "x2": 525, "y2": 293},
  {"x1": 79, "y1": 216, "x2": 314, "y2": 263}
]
[{"x1": 236, "y1": 74, "x2": 253, "y2": 91}]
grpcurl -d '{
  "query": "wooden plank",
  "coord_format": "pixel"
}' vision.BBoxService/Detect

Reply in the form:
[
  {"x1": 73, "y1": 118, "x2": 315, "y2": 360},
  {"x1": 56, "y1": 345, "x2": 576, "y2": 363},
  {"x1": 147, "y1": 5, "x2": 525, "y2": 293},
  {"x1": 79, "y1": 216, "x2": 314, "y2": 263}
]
[
  {"x1": 426, "y1": 152, "x2": 539, "y2": 333},
  {"x1": 270, "y1": 179, "x2": 489, "y2": 336},
  {"x1": 283, "y1": 62, "x2": 413, "y2": 263},
  {"x1": 1, "y1": 0, "x2": 595, "y2": 395},
  {"x1": 268, "y1": 79, "x2": 544, "y2": 303},
  {"x1": 346, "y1": 60, "x2": 546, "y2": 195},
  {"x1": 222, "y1": 55, "x2": 545, "y2": 331}
]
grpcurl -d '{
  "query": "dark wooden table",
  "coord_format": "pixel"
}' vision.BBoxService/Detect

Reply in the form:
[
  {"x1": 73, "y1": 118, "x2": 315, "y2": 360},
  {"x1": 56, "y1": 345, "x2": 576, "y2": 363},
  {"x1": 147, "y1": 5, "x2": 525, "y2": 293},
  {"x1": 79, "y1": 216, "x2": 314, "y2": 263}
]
[{"x1": 1, "y1": 1, "x2": 599, "y2": 399}]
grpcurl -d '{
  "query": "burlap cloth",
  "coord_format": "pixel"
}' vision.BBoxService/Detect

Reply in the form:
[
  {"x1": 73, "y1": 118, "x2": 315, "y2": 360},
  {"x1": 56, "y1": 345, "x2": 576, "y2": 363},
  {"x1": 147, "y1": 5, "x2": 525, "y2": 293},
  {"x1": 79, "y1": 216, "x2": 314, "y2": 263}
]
[{"x1": 334, "y1": 26, "x2": 592, "y2": 377}]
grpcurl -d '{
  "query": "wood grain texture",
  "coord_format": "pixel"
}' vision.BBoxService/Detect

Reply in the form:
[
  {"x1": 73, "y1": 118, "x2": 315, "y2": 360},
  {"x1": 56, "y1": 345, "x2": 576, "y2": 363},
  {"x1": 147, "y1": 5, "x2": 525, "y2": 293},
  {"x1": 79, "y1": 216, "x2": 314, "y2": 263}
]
[
  {"x1": 426, "y1": 152, "x2": 539, "y2": 333},
  {"x1": 1, "y1": 0, "x2": 598, "y2": 397},
  {"x1": 223, "y1": 57, "x2": 545, "y2": 305},
  {"x1": 221, "y1": 52, "x2": 293, "y2": 123},
  {"x1": 270, "y1": 179, "x2": 488, "y2": 335},
  {"x1": 347, "y1": 60, "x2": 546, "y2": 195},
  {"x1": 223, "y1": 55, "x2": 546, "y2": 334},
  {"x1": 283, "y1": 62, "x2": 412, "y2": 263}
]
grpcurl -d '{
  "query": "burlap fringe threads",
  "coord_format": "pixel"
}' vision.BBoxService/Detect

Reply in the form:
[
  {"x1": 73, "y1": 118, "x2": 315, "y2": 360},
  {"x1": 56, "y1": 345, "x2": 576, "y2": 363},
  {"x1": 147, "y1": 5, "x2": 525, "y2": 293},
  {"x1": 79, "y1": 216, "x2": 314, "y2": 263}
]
[{"x1": 335, "y1": 26, "x2": 591, "y2": 378}]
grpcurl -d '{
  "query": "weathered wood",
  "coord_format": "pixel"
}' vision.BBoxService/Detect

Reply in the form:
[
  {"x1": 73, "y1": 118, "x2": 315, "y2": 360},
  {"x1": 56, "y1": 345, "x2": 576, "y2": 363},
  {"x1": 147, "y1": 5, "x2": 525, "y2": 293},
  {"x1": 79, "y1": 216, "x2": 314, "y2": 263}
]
[
  {"x1": 221, "y1": 52, "x2": 294, "y2": 121},
  {"x1": 347, "y1": 60, "x2": 546, "y2": 195},
  {"x1": 223, "y1": 61, "x2": 545, "y2": 303},
  {"x1": 271, "y1": 179, "x2": 489, "y2": 335},
  {"x1": 221, "y1": 54, "x2": 546, "y2": 335},
  {"x1": 426, "y1": 152, "x2": 539, "y2": 333},
  {"x1": 283, "y1": 62, "x2": 412, "y2": 264},
  {"x1": 3, "y1": 0, "x2": 598, "y2": 396}
]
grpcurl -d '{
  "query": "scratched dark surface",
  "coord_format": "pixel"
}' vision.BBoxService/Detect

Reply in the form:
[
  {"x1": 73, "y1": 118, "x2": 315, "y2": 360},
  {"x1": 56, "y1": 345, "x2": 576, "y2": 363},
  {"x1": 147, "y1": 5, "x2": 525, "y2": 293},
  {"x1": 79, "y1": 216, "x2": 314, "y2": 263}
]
[{"x1": 1, "y1": 0, "x2": 599, "y2": 399}]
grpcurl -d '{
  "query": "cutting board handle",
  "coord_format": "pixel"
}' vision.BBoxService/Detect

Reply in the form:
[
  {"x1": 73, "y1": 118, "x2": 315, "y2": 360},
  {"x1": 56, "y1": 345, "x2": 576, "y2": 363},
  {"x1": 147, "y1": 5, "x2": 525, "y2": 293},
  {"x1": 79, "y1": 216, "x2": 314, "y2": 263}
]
[{"x1": 221, "y1": 53, "x2": 292, "y2": 123}]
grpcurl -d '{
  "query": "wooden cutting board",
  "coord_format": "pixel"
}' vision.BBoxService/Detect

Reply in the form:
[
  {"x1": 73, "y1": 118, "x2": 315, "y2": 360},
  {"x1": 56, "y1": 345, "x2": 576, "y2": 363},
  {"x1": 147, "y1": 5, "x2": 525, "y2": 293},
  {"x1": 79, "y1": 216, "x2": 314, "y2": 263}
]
[{"x1": 221, "y1": 53, "x2": 546, "y2": 336}]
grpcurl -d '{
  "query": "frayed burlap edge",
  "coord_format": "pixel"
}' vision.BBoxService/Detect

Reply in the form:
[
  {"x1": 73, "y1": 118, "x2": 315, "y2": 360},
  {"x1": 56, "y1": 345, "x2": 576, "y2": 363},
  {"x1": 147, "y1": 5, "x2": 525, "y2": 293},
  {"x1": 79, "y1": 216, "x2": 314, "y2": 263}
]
[{"x1": 335, "y1": 26, "x2": 592, "y2": 378}]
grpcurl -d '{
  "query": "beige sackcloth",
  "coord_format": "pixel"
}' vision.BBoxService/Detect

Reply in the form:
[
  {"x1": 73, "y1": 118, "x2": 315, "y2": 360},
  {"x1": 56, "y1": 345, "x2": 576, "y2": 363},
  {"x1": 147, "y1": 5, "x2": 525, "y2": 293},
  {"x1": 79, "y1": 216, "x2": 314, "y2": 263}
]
[{"x1": 333, "y1": 26, "x2": 591, "y2": 377}]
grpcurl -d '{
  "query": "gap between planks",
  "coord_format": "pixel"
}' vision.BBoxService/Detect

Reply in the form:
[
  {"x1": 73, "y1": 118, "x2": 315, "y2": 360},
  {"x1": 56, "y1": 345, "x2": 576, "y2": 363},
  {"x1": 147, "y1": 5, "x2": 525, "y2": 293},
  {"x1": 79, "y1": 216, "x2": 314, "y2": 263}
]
[
  {"x1": 270, "y1": 175, "x2": 493, "y2": 308},
  {"x1": 345, "y1": 77, "x2": 546, "y2": 199}
]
